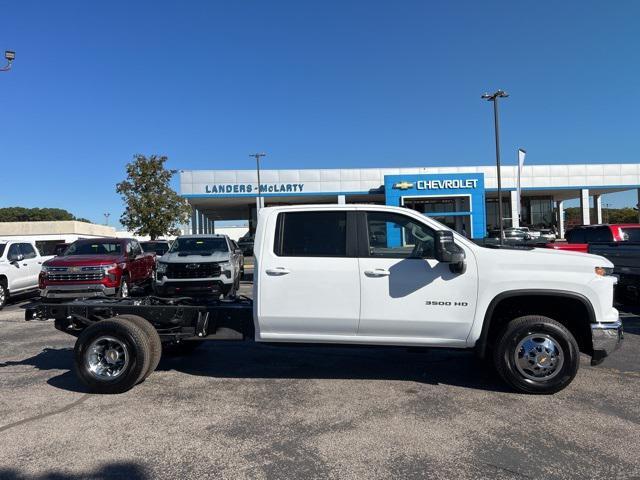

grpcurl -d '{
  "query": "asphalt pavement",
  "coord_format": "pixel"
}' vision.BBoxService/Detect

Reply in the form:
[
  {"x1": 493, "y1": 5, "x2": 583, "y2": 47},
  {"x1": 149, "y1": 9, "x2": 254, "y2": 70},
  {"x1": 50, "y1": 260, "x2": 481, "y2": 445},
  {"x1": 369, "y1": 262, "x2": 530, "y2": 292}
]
[{"x1": 0, "y1": 283, "x2": 639, "y2": 480}]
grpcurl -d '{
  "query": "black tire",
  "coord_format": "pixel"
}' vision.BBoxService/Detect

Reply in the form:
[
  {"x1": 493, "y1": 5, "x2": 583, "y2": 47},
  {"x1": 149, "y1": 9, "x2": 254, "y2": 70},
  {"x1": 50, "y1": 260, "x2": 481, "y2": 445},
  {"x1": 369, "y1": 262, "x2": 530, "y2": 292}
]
[
  {"x1": 74, "y1": 318, "x2": 151, "y2": 394},
  {"x1": 115, "y1": 314, "x2": 162, "y2": 379},
  {"x1": 493, "y1": 315, "x2": 580, "y2": 394},
  {"x1": 0, "y1": 280, "x2": 7, "y2": 310},
  {"x1": 117, "y1": 274, "x2": 130, "y2": 298},
  {"x1": 163, "y1": 341, "x2": 201, "y2": 356}
]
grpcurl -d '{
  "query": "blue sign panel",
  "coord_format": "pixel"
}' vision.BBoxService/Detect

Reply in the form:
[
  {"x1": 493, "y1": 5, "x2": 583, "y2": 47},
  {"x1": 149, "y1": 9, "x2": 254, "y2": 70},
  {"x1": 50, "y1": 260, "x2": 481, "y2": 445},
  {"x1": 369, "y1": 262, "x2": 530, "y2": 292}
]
[{"x1": 384, "y1": 173, "x2": 486, "y2": 239}]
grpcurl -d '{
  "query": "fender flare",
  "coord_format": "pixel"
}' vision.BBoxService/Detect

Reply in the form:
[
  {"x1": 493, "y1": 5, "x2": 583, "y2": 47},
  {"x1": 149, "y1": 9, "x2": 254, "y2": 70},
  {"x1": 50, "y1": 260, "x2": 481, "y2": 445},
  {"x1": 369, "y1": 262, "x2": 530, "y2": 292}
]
[{"x1": 475, "y1": 289, "x2": 596, "y2": 358}]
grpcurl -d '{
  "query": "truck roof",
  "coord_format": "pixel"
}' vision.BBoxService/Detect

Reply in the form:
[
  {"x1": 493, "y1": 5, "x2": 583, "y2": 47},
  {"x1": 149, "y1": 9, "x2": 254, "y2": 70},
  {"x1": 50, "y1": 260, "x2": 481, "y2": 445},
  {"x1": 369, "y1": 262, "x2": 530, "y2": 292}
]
[{"x1": 177, "y1": 234, "x2": 227, "y2": 239}]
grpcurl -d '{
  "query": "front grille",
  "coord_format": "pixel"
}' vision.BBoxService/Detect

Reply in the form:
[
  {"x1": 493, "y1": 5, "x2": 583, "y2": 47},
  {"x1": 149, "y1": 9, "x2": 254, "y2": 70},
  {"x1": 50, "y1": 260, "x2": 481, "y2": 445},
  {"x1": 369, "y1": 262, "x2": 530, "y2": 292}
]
[
  {"x1": 47, "y1": 273, "x2": 104, "y2": 281},
  {"x1": 166, "y1": 262, "x2": 222, "y2": 279},
  {"x1": 46, "y1": 265, "x2": 105, "y2": 282}
]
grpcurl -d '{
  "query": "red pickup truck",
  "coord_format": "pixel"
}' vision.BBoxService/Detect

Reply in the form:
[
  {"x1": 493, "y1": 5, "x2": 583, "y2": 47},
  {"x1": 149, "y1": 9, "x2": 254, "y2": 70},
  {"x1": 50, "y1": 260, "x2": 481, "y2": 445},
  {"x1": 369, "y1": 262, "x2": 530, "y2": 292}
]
[
  {"x1": 546, "y1": 224, "x2": 640, "y2": 253},
  {"x1": 39, "y1": 238, "x2": 155, "y2": 299}
]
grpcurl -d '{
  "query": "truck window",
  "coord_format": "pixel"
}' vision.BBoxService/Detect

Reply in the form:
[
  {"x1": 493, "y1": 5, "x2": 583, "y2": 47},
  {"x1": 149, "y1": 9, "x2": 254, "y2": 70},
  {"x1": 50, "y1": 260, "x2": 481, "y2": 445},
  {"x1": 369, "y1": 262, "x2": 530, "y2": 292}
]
[
  {"x1": 620, "y1": 228, "x2": 640, "y2": 241},
  {"x1": 565, "y1": 228, "x2": 586, "y2": 243},
  {"x1": 66, "y1": 241, "x2": 122, "y2": 255},
  {"x1": 19, "y1": 243, "x2": 37, "y2": 259},
  {"x1": 365, "y1": 211, "x2": 435, "y2": 259},
  {"x1": 586, "y1": 227, "x2": 612, "y2": 243},
  {"x1": 7, "y1": 244, "x2": 19, "y2": 260},
  {"x1": 275, "y1": 211, "x2": 347, "y2": 257}
]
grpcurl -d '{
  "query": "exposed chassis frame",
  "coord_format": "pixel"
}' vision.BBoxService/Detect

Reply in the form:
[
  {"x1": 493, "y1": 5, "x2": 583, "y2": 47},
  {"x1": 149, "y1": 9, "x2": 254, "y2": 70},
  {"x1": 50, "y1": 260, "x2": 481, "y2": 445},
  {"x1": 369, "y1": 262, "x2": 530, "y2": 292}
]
[{"x1": 25, "y1": 296, "x2": 255, "y2": 343}]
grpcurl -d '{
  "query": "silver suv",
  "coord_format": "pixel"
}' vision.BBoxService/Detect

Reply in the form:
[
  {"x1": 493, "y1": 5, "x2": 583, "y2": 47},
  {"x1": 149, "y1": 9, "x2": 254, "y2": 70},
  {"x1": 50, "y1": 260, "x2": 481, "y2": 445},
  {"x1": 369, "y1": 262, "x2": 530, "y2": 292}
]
[{"x1": 154, "y1": 235, "x2": 242, "y2": 298}]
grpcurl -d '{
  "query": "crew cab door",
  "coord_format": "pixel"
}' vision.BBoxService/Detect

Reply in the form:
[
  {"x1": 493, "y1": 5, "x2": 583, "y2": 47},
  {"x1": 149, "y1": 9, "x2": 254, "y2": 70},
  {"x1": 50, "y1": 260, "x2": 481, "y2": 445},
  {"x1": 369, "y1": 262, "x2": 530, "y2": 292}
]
[
  {"x1": 18, "y1": 243, "x2": 43, "y2": 289},
  {"x1": 258, "y1": 210, "x2": 360, "y2": 337},
  {"x1": 6, "y1": 243, "x2": 30, "y2": 291},
  {"x1": 357, "y1": 211, "x2": 478, "y2": 343},
  {"x1": 126, "y1": 240, "x2": 149, "y2": 283}
]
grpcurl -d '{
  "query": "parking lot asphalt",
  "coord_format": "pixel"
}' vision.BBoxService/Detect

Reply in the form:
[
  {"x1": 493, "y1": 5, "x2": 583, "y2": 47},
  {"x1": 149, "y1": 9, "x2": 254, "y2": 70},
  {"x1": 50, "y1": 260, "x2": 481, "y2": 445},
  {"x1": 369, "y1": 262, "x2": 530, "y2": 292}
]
[{"x1": 0, "y1": 284, "x2": 639, "y2": 480}]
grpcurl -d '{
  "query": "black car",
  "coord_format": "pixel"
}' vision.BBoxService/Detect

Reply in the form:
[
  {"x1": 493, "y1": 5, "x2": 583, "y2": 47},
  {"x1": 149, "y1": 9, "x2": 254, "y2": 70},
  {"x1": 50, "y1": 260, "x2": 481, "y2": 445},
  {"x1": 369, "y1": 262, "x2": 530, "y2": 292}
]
[
  {"x1": 140, "y1": 240, "x2": 171, "y2": 256},
  {"x1": 237, "y1": 233, "x2": 254, "y2": 256}
]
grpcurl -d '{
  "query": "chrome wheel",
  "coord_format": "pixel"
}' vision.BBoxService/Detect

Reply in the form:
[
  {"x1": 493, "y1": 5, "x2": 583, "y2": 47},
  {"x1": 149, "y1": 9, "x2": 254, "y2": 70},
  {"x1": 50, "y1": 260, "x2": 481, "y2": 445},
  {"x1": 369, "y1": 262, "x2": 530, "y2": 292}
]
[
  {"x1": 120, "y1": 279, "x2": 129, "y2": 298},
  {"x1": 515, "y1": 333, "x2": 564, "y2": 381},
  {"x1": 85, "y1": 336, "x2": 129, "y2": 380},
  {"x1": 0, "y1": 285, "x2": 5, "y2": 305}
]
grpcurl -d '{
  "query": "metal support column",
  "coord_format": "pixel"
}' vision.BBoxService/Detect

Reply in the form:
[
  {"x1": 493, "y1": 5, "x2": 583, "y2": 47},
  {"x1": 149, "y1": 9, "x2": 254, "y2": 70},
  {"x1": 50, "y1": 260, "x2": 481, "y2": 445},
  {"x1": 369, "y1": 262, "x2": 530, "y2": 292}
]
[
  {"x1": 191, "y1": 207, "x2": 198, "y2": 234},
  {"x1": 510, "y1": 190, "x2": 519, "y2": 228},
  {"x1": 580, "y1": 189, "x2": 590, "y2": 225},
  {"x1": 594, "y1": 194, "x2": 602, "y2": 224},
  {"x1": 558, "y1": 201, "x2": 565, "y2": 239}
]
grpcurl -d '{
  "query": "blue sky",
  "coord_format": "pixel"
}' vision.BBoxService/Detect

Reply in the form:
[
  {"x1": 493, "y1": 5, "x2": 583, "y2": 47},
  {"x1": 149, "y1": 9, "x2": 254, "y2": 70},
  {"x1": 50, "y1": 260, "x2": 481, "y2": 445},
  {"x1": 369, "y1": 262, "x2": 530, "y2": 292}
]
[{"x1": 1, "y1": 0, "x2": 639, "y2": 225}]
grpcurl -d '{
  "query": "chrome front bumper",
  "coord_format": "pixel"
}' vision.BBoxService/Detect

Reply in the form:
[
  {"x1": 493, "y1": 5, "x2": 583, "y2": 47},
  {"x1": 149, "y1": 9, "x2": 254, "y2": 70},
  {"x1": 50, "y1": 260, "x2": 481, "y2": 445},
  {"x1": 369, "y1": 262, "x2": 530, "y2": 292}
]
[
  {"x1": 40, "y1": 284, "x2": 117, "y2": 299},
  {"x1": 591, "y1": 320, "x2": 624, "y2": 365}
]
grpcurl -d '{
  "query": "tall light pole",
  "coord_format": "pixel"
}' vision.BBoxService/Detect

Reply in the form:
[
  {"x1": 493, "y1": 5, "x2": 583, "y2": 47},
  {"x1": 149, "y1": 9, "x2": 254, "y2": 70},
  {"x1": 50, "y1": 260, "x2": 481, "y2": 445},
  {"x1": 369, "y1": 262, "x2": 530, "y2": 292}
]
[
  {"x1": 0, "y1": 50, "x2": 15, "y2": 72},
  {"x1": 104, "y1": 213, "x2": 110, "y2": 226},
  {"x1": 250, "y1": 153, "x2": 266, "y2": 210},
  {"x1": 482, "y1": 89, "x2": 509, "y2": 244}
]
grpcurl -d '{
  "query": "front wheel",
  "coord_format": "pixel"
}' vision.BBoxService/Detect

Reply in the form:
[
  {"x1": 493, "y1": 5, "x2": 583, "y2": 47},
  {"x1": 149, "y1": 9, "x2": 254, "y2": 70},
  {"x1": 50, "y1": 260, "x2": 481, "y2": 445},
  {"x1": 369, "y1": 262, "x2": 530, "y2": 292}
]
[
  {"x1": 117, "y1": 274, "x2": 130, "y2": 298},
  {"x1": 0, "y1": 282, "x2": 7, "y2": 310},
  {"x1": 493, "y1": 315, "x2": 580, "y2": 394}
]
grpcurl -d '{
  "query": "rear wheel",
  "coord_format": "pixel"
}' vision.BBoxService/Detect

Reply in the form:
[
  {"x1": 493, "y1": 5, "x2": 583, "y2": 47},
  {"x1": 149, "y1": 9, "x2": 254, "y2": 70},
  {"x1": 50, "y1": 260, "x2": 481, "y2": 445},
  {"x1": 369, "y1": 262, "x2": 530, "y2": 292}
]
[
  {"x1": 74, "y1": 318, "x2": 151, "y2": 394},
  {"x1": 493, "y1": 315, "x2": 580, "y2": 394},
  {"x1": 115, "y1": 314, "x2": 162, "y2": 379}
]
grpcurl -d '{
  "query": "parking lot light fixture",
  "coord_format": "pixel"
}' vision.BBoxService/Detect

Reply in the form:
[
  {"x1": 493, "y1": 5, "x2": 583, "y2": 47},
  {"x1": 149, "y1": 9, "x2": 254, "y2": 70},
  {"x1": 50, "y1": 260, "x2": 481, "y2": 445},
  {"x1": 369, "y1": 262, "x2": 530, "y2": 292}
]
[
  {"x1": 1, "y1": 50, "x2": 15, "y2": 72},
  {"x1": 482, "y1": 89, "x2": 509, "y2": 245}
]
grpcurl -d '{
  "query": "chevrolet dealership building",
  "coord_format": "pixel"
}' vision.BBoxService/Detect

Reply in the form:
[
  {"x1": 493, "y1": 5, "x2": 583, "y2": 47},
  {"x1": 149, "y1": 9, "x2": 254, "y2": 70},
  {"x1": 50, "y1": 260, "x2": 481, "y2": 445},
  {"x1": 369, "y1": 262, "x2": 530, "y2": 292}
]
[{"x1": 180, "y1": 163, "x2": 640, "y2": 239}]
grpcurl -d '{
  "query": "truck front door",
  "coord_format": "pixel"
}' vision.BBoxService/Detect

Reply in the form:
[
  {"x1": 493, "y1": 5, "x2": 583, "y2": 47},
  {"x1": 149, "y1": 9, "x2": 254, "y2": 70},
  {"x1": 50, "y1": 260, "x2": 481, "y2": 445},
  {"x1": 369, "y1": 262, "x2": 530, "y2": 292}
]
[
  {"x1": 258, "y1": 210, "x2": 360, "y2": 337},
  {"x1": 357, "y1": 211, "x2": 478, "y2": 343}
]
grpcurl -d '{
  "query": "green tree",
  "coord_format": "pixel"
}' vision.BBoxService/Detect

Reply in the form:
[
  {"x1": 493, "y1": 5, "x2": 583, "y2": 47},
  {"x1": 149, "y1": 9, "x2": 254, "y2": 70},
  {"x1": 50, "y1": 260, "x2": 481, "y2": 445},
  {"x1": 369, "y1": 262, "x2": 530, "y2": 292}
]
[
  {"x1": 0, "y1": 207, "x2": 84, "y2": 222},
  {"x1": 116, "y1": 154, "x2": 191, "y2": 239}
]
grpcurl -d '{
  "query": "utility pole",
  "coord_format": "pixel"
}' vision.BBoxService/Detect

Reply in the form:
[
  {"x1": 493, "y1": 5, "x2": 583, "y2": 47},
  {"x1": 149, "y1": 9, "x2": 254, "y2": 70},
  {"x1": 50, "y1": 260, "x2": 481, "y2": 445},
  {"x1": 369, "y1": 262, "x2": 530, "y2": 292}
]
[
  {"x1": 250, "y1": 153, "x2": 266, "y2": 210},
  {"x1": 104, "y1": 213, "x2": 110, "y2": 226},
  {"x1": 482, "y1": 89, "x2": 509, "y2": 244}
]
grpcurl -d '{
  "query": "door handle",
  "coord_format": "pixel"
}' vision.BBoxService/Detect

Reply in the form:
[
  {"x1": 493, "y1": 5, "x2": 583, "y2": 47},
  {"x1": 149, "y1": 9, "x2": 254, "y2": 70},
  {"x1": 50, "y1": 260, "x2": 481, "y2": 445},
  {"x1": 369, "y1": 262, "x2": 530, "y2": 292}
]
[
  {"x1": 364, "y1": 269, "x2": 390, "y2": 277},
  {"x1": 266, "y1": 267, "x2": 291, "y2": 276}
]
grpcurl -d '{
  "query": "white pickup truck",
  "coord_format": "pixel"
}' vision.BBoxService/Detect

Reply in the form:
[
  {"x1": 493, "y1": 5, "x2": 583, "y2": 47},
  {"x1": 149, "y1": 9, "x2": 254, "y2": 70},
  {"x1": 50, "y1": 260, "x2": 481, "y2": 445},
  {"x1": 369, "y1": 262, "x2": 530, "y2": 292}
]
[
  {"x1": 27, "y1": 205, "x2": 623, "y2": 394},
  {"x1": 0, "y1": 239, "x2": 53, "y2": 309}
]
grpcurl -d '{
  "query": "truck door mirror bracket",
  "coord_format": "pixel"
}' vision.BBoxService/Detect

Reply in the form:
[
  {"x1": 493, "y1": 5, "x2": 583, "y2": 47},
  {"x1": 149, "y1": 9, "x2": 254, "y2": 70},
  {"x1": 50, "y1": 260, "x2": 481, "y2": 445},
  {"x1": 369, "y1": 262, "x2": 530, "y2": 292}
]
[{"x1": 434, "y1": 230, "x2": 466, "y2": 274}]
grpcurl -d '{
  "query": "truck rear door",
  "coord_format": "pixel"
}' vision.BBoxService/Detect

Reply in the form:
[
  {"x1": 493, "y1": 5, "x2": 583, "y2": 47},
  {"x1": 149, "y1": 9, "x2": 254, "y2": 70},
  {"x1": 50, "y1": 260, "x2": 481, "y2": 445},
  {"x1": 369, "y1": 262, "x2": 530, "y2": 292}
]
[
  {"x1": 356, "y1": 210, "x2": 478, "y2": 343},
  {"x1": 257, "y1": 209, "x2": 360, "y2": 337}
]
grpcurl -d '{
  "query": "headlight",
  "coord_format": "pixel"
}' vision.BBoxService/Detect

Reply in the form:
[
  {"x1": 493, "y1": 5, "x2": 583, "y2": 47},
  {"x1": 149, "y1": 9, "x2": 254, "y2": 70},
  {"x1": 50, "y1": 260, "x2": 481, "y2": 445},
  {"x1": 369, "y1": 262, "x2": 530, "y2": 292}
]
[
  {"x1": 157, "y1": 262, "x2": 168, "y2": 274},
  {"x1": 41, "y1": 265, "x2": 49, "y2": 274},
  {"x1": 595, "y1": 266, "x2": 614, "y2": 277},
  {"x1": 220, "y1": 262, "x2": 232, "y2": 270}
]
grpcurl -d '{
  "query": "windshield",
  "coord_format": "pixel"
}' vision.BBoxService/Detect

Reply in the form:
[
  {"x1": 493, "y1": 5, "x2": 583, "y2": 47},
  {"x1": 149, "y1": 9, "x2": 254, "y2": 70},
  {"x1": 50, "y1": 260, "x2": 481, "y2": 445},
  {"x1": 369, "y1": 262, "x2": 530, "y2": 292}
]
[
  {"x1": 169, "y1": 237, "x2": 228, "y2": 255},
  {"x1": 65, "y1": 241, "x2": 122, "y2": 255},
  {"x1": 141, "y1": 242, "x2": 170, "y2": 255}
]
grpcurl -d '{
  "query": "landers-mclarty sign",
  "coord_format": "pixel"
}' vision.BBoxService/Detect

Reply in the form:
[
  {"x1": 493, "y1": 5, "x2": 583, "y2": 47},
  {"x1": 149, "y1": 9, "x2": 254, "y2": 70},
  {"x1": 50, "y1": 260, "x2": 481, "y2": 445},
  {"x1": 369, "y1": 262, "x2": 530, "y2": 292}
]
[
  {"x1": 205, "y1": 183, "x2": 305, "y2": 194},
  {"x1": 392, "y1": 179, "x2": 479, "y2": 190}
]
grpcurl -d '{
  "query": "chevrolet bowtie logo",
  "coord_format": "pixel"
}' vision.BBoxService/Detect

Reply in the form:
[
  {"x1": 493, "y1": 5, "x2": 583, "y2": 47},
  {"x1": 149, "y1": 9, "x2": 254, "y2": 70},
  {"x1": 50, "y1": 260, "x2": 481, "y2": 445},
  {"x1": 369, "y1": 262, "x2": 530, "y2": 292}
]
[{"x1": 392, "y1": 181, "x2": 414, "y2": 190}]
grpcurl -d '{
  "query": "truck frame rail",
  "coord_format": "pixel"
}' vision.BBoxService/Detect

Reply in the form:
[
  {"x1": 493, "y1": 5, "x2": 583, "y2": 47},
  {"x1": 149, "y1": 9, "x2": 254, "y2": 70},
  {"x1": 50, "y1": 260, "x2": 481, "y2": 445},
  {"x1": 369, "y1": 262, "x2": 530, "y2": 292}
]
[{"x1": 26, "y1": 295, "x2": 254, "y2": 343}]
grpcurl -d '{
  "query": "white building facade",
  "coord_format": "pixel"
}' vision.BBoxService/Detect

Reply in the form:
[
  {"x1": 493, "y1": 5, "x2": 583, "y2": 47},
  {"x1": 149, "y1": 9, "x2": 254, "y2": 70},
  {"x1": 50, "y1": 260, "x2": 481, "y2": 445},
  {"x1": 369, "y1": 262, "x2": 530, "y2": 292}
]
[{"x1": 180, "y1": 163, "x2": 640, "y2": 239}]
